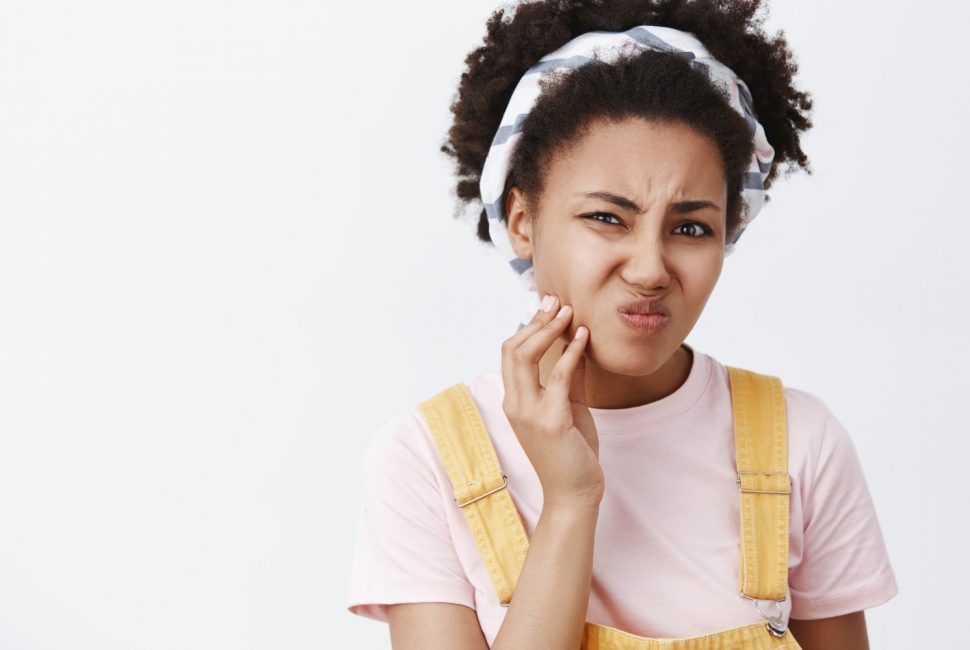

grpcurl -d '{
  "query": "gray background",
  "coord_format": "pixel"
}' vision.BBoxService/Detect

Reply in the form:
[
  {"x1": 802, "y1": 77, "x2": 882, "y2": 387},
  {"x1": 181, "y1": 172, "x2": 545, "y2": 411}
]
[{"x1": 0, "y1": 0, "x2": 965, "y2": 648}]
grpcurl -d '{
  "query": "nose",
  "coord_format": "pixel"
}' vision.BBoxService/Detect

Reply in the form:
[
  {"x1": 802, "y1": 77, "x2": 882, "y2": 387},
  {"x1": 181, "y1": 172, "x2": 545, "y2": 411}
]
[{"x1": 619, "y1": 228, "x2": 671, "y2": 291}]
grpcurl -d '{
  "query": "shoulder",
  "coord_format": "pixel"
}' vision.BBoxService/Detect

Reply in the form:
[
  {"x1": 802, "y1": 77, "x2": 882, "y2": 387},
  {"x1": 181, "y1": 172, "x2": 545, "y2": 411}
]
[
  {"x1": 714, "y1": 356, "x2": 835, "y2": 437},
  {"x1": 779, "y1": 382, "x2": 858, "y2": 481},
  {"x1": 362, "y1": 408, "x2": 428, "y2": 471},
  {"x1": 783, "y1": 384, "x2": 834, "y2": 448},
  {"x1": 361, "y1": 369, "x2": 504, "y2": 488},
  {"x1": 709, "y1": 355, "x2": 834, "y2": 448},
  {"x1": 710, "y1": 356, "x2": 848, "y2": 492},
  {"x1": 357, "y1": 405, "x2": 450, "y2": 511}
]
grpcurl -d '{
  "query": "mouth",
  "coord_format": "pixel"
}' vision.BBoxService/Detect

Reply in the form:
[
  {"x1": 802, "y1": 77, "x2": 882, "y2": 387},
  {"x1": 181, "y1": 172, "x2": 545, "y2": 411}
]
[
  {"x1": 616, "y1": 297, "x2": 672, "y2": 335},
  {"x1": 617, "y1": 297, "x2": 671, "y2": 317},
  {"x1": 619, "y1": 311, "x2": 670, "y2": 334}
]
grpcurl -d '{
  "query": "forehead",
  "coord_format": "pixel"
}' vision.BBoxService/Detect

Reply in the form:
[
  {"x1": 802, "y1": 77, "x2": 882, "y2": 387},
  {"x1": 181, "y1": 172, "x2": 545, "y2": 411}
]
[{"x1": 544, "y1": 117, "x2": 727, "y2": 205}]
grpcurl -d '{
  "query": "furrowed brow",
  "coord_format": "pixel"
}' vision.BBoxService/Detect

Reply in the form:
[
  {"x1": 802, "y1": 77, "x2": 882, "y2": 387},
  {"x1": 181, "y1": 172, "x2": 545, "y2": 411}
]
[
  {"x1": 576, "y1": 191, "x2": 721, "y2": 214},
  {"x1": 671, "y1": 200, "x2": 721, "y2": 213}
]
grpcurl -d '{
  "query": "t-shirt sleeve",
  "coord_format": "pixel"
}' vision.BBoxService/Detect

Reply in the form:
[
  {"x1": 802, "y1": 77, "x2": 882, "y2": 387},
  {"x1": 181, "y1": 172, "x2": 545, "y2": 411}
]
[
  {"x1": 345, "y1": 410, "x2": 477, "y2": 623},
  {"x1": 788, "y1": 399, "x2": 899, "y2": 619}
]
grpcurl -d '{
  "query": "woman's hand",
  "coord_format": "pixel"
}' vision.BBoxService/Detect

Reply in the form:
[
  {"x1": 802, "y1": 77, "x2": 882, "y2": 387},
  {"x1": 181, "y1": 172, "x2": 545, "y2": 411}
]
[{"x1": 500, "y1": 294, "x2": 604, "y2": 511}]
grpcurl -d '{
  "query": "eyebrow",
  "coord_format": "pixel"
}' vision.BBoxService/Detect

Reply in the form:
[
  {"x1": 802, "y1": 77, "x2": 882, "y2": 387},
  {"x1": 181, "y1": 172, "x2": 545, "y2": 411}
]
[{"x1": 576, "y1": 191, "x2": 722, "y2": 214}]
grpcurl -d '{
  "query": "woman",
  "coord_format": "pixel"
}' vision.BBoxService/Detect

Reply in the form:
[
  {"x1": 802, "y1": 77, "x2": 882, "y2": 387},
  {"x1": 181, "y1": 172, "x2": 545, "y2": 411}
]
[{"x1": 346, "y1": 1, "x2": 898, "y2": 648}]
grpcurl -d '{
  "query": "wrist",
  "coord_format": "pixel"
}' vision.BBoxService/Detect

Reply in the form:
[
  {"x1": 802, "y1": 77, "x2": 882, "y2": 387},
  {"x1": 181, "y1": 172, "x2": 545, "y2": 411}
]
[{"x1": 541, "y1": 496, "x2": 602, "y2": 521}]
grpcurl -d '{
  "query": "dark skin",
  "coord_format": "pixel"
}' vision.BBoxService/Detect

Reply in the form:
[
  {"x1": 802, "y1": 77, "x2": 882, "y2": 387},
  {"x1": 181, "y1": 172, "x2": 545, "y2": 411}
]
[
  {"x1": 387, "y1": 117, "x2": 872, "y2": 649},
  {"x1": 510, "y1": 115, "x2": 874, "y2": 649},
  {"x1": 788, "y1": 611, "x2": 870, "y2": 649},
  {"x1": 386, "y1": 605, "x2": 871, "y2": 649}
]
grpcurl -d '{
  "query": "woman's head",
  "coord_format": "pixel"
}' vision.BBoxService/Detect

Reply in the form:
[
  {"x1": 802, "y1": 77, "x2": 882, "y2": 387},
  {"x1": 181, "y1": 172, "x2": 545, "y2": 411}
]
[
  {"x1": 503, "y1": 115, "x2": 728, "y2": 373},
  {"x1": 441, "y1": 0, "x2": 814, "y2": 374}
]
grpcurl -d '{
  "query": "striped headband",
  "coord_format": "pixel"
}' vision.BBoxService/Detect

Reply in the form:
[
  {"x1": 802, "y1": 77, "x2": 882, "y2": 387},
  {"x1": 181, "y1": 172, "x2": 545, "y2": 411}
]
[{"x1": 479, "y1": 25, "x2": 776, "y2": 327}]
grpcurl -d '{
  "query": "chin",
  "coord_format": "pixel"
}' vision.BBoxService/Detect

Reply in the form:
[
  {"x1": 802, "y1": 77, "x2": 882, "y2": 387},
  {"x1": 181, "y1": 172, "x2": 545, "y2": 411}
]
[{"x1": 585, "y1": 336, "x2": 674, "y2": 376}]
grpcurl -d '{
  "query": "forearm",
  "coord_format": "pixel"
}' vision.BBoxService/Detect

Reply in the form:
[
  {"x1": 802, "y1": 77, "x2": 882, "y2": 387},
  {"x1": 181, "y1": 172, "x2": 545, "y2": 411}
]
[{"x1": 491, "y1": 502, "x2": 599, "y2": 650}]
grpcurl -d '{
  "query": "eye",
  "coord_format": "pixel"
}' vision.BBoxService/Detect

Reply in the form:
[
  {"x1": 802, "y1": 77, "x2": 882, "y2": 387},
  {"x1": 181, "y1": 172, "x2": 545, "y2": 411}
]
[
  {"x1": 676, "y1": 221, "x2": 715, "y2": 238},
  {"x1": 583, "y1": 212, "x2": 622, "y2": 225},
  {"x1": 582, "y1": 213, "x2": 715, "y2": 238}
]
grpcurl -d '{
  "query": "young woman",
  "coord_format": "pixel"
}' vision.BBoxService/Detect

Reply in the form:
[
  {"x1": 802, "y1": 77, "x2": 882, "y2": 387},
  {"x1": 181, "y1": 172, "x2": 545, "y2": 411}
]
[{"x1": 346, "y1": 1, "x2": 898, "y2": 648}]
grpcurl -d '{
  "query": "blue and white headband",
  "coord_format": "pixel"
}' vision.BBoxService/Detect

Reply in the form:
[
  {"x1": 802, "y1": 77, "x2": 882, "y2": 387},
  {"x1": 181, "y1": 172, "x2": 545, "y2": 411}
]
[{"x1": 479, "y1": 25, "x2": 776, "y2": 324}]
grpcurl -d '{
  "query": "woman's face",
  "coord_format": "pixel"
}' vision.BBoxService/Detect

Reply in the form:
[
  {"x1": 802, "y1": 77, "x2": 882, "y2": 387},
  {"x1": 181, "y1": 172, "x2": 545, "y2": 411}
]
[{"x1": 505, "y1": 116, "x2": 727, "y2": 376}]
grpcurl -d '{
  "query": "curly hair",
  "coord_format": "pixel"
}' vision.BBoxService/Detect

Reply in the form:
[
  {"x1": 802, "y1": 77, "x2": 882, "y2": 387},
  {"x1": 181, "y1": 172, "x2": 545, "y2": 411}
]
[{"x1": 440, "y1": 0, "x2": 814, "y2": 245}]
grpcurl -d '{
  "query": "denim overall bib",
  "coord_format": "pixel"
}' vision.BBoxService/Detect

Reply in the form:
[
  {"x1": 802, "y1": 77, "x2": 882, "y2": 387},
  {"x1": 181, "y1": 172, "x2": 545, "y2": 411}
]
[{"x1": 417, "y1": 366, "x2": 803, "y2": 649}]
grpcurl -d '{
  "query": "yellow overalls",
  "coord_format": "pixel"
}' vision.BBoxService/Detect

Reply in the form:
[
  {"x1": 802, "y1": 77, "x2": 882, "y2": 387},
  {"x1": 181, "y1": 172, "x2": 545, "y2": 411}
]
[{"x1": 417, "y1": 366, "x2": 803, "y2": 649}]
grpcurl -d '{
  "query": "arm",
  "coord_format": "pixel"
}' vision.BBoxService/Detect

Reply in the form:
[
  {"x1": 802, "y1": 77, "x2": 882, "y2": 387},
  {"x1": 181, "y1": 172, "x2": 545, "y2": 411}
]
[
  {"x1": 387, "y1": 501, "x2": 599, "y2": 650},
  {"x1": 788, "y1": 611, "x2": 869, "y2": 650},
  {"x1": 388, "y1": 298, "x2": 601, "y2": 649},
  {"x1": 491, "y1": 501, "x2": 599, "y2": 650},
  {"x1": 388, "y1": 602, "x2": 488, "y2": 650}
]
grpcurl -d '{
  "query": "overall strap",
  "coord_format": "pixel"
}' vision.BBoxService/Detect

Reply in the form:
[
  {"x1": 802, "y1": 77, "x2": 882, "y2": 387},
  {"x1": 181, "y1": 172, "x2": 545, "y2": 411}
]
[
  {"x1": 417, "y1": 382, "x2": 529, "y2": 606},
  {"x1": 726, "y1": 366, "x2": 792, "y2": 602}
]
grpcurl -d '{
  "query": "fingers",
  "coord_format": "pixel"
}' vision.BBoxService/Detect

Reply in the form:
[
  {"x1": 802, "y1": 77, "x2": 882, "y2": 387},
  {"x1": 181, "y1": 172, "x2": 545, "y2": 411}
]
[
  {"x1": 501, "y1": 295, "x2": 557, "y2": 400},
  {"x1": 544, "y1": 325, "x2": 588, "y2": 407},
  {"x1": 500, "y1": 294, "x2": 573, "y2": 405},
  {"x1": 512, "y1": 303, "x2": 573, "y2": 402},
  {"x1": 568, "y1": 332, "x2": 588, "y2": 405}
]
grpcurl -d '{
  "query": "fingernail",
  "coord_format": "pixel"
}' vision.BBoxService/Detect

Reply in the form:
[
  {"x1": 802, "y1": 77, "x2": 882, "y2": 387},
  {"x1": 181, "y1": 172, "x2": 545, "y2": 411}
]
[
  {"x1": 555, "y1": 304, "x2": 571, "y2": 319},
  {"x1": 541, "y1": 295, "x2": 555, "y2": 312}
]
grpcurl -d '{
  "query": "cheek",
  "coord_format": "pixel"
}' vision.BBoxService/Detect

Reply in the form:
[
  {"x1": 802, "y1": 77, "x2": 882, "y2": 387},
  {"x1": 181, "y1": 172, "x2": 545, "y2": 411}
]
[
  {"x1": 673, "y1": 266, "x2": 722, "y2": 326},
  {"x1": 534, "y1": 229, "x2": 620, "y2": 314},
  {"x1": 534, "y1": 237, "x2": 590, "y2": 295},
  {"x1": 681, "y1": 257, "x2": 723, "y2": 296}
]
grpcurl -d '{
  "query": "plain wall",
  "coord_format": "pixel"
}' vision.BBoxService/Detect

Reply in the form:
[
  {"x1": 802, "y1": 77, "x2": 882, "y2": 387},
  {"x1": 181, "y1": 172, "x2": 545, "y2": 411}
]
[{"x1": 0, "y1": 1, "x2": 966, "y2": 648}]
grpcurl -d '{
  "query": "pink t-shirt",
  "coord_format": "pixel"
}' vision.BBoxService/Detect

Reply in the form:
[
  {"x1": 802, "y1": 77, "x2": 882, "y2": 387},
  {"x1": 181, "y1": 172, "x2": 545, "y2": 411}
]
[{"x1": 345, "y1": 344, "x2": 898, "y2": 645}]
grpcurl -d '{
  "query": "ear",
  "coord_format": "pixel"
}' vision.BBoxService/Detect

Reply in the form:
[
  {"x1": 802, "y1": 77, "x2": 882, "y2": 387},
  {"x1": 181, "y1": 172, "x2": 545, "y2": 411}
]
[{"x1": 505, "y1": 186, "x2": 535, "y2": 260}]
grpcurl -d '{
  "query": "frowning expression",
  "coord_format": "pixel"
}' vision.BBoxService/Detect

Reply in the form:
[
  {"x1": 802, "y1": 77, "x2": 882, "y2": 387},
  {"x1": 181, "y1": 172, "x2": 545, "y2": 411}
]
[{"x1": 505, "y1": 116, "x2": 727, "y2": 375}]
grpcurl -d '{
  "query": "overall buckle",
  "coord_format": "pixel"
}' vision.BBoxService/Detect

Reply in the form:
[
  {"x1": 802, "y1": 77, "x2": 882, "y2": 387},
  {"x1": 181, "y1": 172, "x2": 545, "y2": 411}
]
[
  {"x1": 454, "y1": 471, "x2": 508, "y2": 508},
  {"x1": 737, "y1": 471, "x2": 792, "y2": 495},
  {"x1": 754, "y1": 599, "x2": 789, "y2": 638}
]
